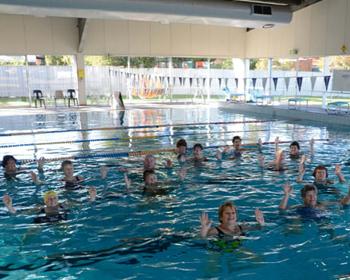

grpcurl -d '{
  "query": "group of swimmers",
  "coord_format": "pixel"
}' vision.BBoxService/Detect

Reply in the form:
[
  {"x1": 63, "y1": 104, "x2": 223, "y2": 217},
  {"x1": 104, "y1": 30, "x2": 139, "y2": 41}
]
[{"x1": 2, "y1": 136, "x2": 350, "y2": 241}]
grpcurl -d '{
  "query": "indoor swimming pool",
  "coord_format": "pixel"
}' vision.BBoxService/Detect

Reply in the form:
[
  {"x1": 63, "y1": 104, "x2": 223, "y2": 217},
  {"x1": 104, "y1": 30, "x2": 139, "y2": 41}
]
[{"x1": 1, "y1": 105, "x2": 350, "y2": 279}]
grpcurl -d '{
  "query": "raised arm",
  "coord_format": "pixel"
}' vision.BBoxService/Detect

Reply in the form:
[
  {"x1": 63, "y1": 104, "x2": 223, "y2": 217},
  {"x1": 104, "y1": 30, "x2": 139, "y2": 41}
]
[
  {"x1": 275, "y1": 137, "x2": 280, "y2": 153},
  {"x1": 37, "y1": 157, "x2": 45, "y2": 173},
  {"x1": 310, "y1": 138, "x2": 314, "y2": 156},
  {"x1": 340, "y1": 185, "x2": 350, "y2": 205},
  {"x1": 296, "y1": 155, "x2": 306, "y2": 183},
  {"x1": 279, "y1": 183, "x2": 293, "y2": 210},
  {"x1": 2, "y1": 194, "x2": 16, "y2": 214},
  {"x1": 258, "y1": 138, "x2": 263, "y2": 153},
  {"x1": 335, "y1": 164, "x2": 346, "y2": 183}
]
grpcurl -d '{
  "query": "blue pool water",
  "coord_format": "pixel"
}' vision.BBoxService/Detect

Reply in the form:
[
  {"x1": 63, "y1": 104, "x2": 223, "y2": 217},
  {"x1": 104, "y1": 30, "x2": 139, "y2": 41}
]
[{"x1": 1, "y1": 105, "x2": 350, "y2": 279}]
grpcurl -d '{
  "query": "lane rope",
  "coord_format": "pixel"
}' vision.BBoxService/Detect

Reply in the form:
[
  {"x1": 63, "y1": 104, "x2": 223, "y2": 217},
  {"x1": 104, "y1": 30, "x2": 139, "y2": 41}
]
[
  {"x1": 0, "y1": 119, "x2": 275, "y2": 137},
  {"x1": 17, "y1": 139, "x2": 329, "y2": 164}
]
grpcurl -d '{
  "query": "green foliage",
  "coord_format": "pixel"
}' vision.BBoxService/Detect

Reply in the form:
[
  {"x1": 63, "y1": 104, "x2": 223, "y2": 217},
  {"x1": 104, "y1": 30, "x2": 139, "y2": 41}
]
[
  {"x1": 0, "y1": 56, "x2": 25, "y2": 66},
  {"x1": 45, "y1": 56, "x2": 72, "y2": 65},
  {"x1": 85, "y1": 56, "x2": 127, "y2": 66},
  {"x1": 329, "y1": 56, "x2": 350, "y2": 70},
  {"x1": 130, "y1": 57, "x2": 156, "y2": 68},
  {"x1": 272, "y1": 59, "x2": 296, "y2": 71}
]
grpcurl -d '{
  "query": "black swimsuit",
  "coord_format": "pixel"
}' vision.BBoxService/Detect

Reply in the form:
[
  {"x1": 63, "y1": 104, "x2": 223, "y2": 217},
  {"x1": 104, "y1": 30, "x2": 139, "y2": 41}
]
[
  {"x1": 64, "y1": 176, "x2": 82, "y2": 190},
  {"x1": 215, "y1": 225, "x2": 245, "y2": 238},
  {"x1": 34, "y1": 205, "x2": 68, "y2": 224}
]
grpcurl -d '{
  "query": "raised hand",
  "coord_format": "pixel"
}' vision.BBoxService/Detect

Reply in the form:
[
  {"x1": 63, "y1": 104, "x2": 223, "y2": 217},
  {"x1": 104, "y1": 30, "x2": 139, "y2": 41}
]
[
  {"x1": 124, "y1": 173, "x2": 131, "y2": 189},
  {"x1": 255, "y1": 208, "x2": 265, "y2": 226},
  {"x1": 37, "y1": 157, "x2": 45, "y2": 171},
  {"x1": 200, "y1": 212, "x2": 212, "y2": 237},
  {"x1": 282, "y1": 183, "x2": 293, "y2": 196},
  {"x1": 30, "y1": 171, "x2": 42, "y2": 185},
  {"x1": 2, "y1": 194, "x2": 16, "y2": 214},
  {"x1": 335, "y1": 164, "x2": 342, "y2": 176},
  {"x1": 223, "y1": 145, "x2": 230, "y2": 153},
  {"x1": 88, "y1": 187, "x2": 97, "y2": 201},
  {"x1": 100, "y1": 165, "x2": 109, "y2": 179}
]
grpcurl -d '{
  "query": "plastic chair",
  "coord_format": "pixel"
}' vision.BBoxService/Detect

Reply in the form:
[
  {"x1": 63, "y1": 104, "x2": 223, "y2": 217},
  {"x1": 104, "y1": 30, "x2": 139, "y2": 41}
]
[
  {"x1": 32, "y1": 90, "x2": 46, "y2": 108},
  {"x1": 54, "y1": 90, "x2": 67, "y2": 107},
  {"x1": 67, "y1": 89, "x2": 79, "y2": 107}
]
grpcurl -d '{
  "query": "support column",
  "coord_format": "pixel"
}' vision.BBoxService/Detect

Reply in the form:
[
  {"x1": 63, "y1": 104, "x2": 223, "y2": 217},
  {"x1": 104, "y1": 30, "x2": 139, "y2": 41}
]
[
  {"x1": 73, "y1": 53, "x2": 87, "y2": 106},
  {"x1": 268, "y1": 58, "x2": 272, "y2": 96},
  {"x1": 322, "y1": 56, "x2": 330, "y2": 109},
  {"x1": 232, "y1": 58, "x2": 246, "y2": 95},
  {"x1": 168, "y1": 57, "x2": 173, "y2": 102},
  {"x1": 206, "y1": 58, "x2": 211, "y2": 103}
]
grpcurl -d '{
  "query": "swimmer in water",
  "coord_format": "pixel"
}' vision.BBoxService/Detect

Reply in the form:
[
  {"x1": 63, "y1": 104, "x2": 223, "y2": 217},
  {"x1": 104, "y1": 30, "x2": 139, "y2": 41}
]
[
  {"x1": 297, "y1": 156, "x2": 345, "y2": 190},
  {"x1": 60, "y1": 160, "x2": 84, "y2": 190},
  {"x1": 2, "y1": 189, "x2": 96, "y2": 221},
  {"x1": 278, "y1": 183, "x2": 350, "y2": 213},
  {"x1": 200, "y1": 201, "x2": 265, "y2": 238},
  {"x1": 2, "y1": 155, "x2": 45, "y2": 184},
  {"x1": 216, "y1": 136, "x2": 244, "y2": 160}
]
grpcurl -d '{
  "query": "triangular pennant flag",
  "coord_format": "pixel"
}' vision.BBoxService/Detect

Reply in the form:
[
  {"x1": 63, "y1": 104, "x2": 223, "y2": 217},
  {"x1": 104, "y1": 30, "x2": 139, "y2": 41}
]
[
  {"x1": 173, "y1": 77, "x2": 176, "y2": 85},
  {"x1": 224, "y1": 78, "x2": 228, "y2": 88},
  {"x1": 262, "y1": 78, "x2": 268, "y2": 91},
  {"x1": 273, "y1": 77, "x2": 278, "y2": 91},
  {"x1": 179, "y1": 77, "x2": 183, "y2": 86},
  {"x1": 252, "y1": 78, "x2": 257, "y2": 89},
  {"x1": 285, "y1": 77, "x2": 290, "y2": 91},
  {"x1": 182, "y1": 77, "x2": 186, "y2": 86},
  {"x1": 296, "y1": 77, "x2": 303, "y2": 92},
  {"x1": 219, "y1": 78, "x2": 222, "y2": 89},
  {"x1": 324, "y1": 75, "x2": 331, "y2": 91},
  {"x1": 189, "y1": 78, "x2": 193, "y2": 87},
  {"x1": 209, "y1": 78, "x2": 213, "y2": 87},
  {"x1": 310, "y1": 76, "x2": 317, "y2": 91},
  {"x1": 167, "y1": 77, "x2": 170, "y2": 85},
  {"x1": 234, "y1": 78, "x2": 239, "y2": 88},
  {"x1": 203, "y1": 78, "x2": 206, "y2": 87}
]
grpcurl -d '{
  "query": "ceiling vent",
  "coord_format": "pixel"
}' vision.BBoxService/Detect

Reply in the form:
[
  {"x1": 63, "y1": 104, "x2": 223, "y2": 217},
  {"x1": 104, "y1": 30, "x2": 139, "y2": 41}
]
[
  {"x1": 0, "y1": 0, "x2": 292, "y2": 28},
  {"x1": 252, "y1": 5, "x2": 272, "y2": 16}
]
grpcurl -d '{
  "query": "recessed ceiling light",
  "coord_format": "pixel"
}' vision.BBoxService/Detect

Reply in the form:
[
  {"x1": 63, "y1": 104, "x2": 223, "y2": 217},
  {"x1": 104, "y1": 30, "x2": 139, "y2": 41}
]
[{"x1": 263, "y1": 23, "x2": 275, "y2": 28}]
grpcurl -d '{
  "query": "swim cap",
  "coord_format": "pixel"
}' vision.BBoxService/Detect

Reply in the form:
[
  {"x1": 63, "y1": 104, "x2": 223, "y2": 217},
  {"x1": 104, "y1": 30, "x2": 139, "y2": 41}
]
[{"x1": 44, "y1": 190, "x2": 57, "y2": 204}]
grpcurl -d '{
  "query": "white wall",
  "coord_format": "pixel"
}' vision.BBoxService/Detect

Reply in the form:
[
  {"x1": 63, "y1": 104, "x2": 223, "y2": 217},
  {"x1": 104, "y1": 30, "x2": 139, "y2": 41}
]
[
  {"x1": 83, "y1": 19, "x2": 246, "y2": 58},
  {"x1": 2, "y1": 0, "x2": 350, "y2": 59},
  {"x1": 246, "y1": 0, "x2": 350, "y2": 58},
  {"x1": 0, "y1": 13, "x2": 246, "y2": 57},
  {"x1": 0, "y1": 14, "x2": 78, "y2": 55}
]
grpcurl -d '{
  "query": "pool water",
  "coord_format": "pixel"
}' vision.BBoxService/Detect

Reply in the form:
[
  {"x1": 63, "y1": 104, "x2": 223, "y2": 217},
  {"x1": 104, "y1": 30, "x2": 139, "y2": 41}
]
[{"x1": 1, "y1": 105, "x2": 350, "y2": 279}]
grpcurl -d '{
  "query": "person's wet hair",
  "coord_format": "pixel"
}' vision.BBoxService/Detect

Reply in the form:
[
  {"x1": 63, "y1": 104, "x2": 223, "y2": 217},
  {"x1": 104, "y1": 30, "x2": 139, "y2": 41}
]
[
  {"x1": 218, "y1": 201, "x2": 236, "y2": 223},
  {"x1": 193, "y1": 143, "x2": 203, "y2": 150},
  {"x1": 1, "y1": 155, "x2": 17, "y2": 168},
  {"x1": 312, "y1": 165, "x2": 328, "y2": 178},
  {"x1": 61, "y1": 160, "x2": 73, "y2": 170},
  {"x1": 301, "y1": 184, "x2": 317, "y2": 198},
  {"x1": 232, "y1": 136, "x2": 242, "y2": 143},
  {"x1": 290, "y1": 141, "x2": 300, "y2": 150},
  {"x1": 176, "y1": 139, "x2": 187, "y2": 148}
]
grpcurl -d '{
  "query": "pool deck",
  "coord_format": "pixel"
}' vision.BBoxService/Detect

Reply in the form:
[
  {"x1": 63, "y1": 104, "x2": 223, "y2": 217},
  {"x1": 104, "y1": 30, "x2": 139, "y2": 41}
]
[
  {"x1": 219, "y1": 101, "x2": 350, "y2": 128},
  {"x1": 1, "y1": 101, "x2": 350, "y2": 128}
]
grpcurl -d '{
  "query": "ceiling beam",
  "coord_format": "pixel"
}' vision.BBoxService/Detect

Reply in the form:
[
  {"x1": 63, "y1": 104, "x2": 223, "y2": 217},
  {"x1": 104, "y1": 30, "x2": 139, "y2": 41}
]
[
  {"x1": 234, "y1": 0, "x2": 302, "y2": 5},
  {"x1": 78, "y1": 18, "x2": 89, "y2": 53}
]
